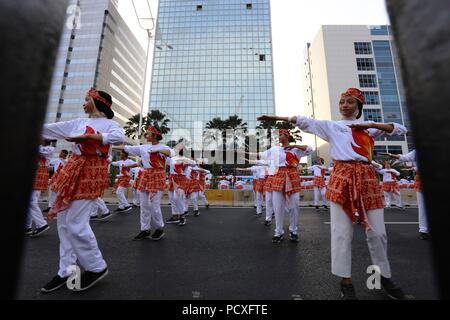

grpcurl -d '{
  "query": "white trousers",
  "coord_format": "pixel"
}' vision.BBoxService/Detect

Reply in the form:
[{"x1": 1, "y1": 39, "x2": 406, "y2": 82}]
[
  {"x1": 139, "y1": 191, "x2": 164, "y2": 231},
  {"x1": 169, "y1": 189, "x2": 186, "y2": 215},
  {"x1": 90, "y1": 198, "x2": 109, "y2": 217},
  {"x1": 265, "y1": 191, "x2": 273, "y2": 221},
  {"x1": 330, "y1": 202, "x2": 391, "y2": 278},
  {"x1": 272, "y1": 191, "x2": 300, "y2": 236},
  {"x1": 184, "y1": 192, "x2": 199, "y2": 211},
  {"x1": 48, "y1": 189, "x2": 57, "y2": 208},
  {"x1": 313, "y1": 187, "x2": 327, "y2": 206},
  {"x1": 116, "y1": 186, "x2": 130, "y2": 209},
  {"x1": 57, "y1": 199, "x2": 107, "y2": 277},
  {"x1": 132, "y1": 188, "x2": 140, "y2": 206},
  {"x1": 417, "y1": 191, "x2": 429, "y2": 233},
  {"x1": 198, "y1": 190, "x2": 209, "y2": 206},
  {"x1": 383, "y1": 191, "x2": 402, "y2": 207},
  {"x1": 26, "y1": 190, "x2": 47, "y2": 229},
  {"x1": 255, "y1": 191, "x2": 263, "y2": 214}
]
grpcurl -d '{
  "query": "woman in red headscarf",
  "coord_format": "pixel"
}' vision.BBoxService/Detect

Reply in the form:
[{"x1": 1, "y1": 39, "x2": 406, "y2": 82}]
[
  {"x1": 258, "y1": 88, "x2": 408, "y2": 300},
  {"x1": 116, "y1": 126, "x2": 174, "y2": 241},
  {"x1": 40, "y1": 88, "x2": 125, "y2": 293}
]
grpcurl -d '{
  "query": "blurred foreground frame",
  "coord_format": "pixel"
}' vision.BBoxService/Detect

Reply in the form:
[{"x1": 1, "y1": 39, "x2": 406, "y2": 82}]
[
  {"x1": 386, "y1": 0, "x2": 450, "y2": 299},
  {"x1": 0, "y1": 0, "x2": 69, "y2": 299}
]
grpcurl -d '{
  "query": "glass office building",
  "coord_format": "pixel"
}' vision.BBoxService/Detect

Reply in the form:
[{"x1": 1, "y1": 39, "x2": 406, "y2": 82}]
[{"x1": 149, "y1": 0, "x2": 275, "y2": 152}]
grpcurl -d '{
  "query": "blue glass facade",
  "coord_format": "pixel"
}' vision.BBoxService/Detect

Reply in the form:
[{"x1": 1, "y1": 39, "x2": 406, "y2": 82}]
[
  {"x1": 149, "y1": 0, "x2": 275, "y2": 146},
  {"x1": 372, "y1": 40, "x2": 406, "y2": 142}
]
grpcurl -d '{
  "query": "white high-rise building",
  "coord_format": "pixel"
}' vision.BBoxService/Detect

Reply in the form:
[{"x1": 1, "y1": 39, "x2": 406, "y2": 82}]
[
  {"x1": 46, "y1": 0, "x2": 146, "y2": 129},
  {"x1": 303, "y1": 25, "x2": 411, "y2": 165}
]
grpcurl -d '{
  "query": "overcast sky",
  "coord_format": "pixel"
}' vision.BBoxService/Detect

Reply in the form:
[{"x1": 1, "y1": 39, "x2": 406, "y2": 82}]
[{"x1": 118, "y1": 0, "x2": 391, "y2": 116}]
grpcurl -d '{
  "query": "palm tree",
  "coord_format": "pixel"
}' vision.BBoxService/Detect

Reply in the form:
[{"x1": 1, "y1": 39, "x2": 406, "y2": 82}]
[
  {"x1": 144, "y1": 110, "x2": 171, "y2": 135},
  {"x1": 123, "y1": 110, "x2": 171, "y2": 140},
  {"x1": 204, "y1": 117, "x2": 227, "y2": 160},
  {"x1": 225, "y1": 115, "x2": 248, "y2": 166},
  {"x1": 256, "y1": 119, "x2": 302, "y2": 149}
]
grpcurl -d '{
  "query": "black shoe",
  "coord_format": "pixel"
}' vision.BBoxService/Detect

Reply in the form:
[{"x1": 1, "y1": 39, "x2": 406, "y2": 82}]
[
  {"x1": 30, "y1": 225, "x2": 50, "y2": 237},
  {"x1": 323, "y1": 205, "x2": 328, "y2": 209},
  {"x1": 97, "y1": 212, "x2": 112, "y2": 221},
  {"x1": 133, "y1": 230, "x2": 151, "y2": 241},
  {"x1": 115, "y1": 206, "x2": 133, "y2": 213},
  {"x1": 42, "y1": 207, "x2": 51, "y2": 213},
  {"x1": 182, "y1": 211, "x2": 189, "y2": 217},
  {"x1": 419, "y1": 232, "x2": 429, "y2": 240},
  {"x1": 25, "y1": 228, "x2": 33, "y2": 235},
  {"x1": 151, "y1": 229, "x2": 165, "y2": 241},
  {"x1": 381, "y1": 276, "x2": 406, "y2": 300},
  {"x1": 41, "y1": 275, "x2": 69, "y2": 293},
  {"x1": 264, "y1": 220, "x2": 272, "y2": 226},
  {"x1": 90, "y1": 215, "x2": 100, "y2": 221},
  {"x1": 178, "y1": 217, "x2": 186, "y2": 226},
  {"x1": 253, "y1": 205, "x2": 257, "y2": 209},
  {"x1": 194, "y1": 210, "x2": 200, "y2": 216},
  {"x1": 206, "y1": 204, "x2": 210, "y2": 209},
  {"x1": 132, "y1": 204, "x2": 138, "y2": 208},
  {"x1": 315, "y1": 206, "x2": 320, "y2": 210},
  {"x1": 289, "y1": 232, "x2": 299, "y2": 242},
  {"x1": 272, "y1": 235, "x2": 284, "y2": 243},
  {"x1": 166, "y1": 216, "x2": 181, "y2": 224},
  {"x1": 70, "y1": 268, "x2": 108, "y2": 292},
  {"x1": 340, "y1": 282, "x2": 358, "y2": 300}
]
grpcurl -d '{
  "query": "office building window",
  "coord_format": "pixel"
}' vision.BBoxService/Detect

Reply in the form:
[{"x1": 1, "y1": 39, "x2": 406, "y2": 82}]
[
  {"x1": 388, "y1": 146, "x2": 403, "y2": 154},
  {"x1": 363, "y1": 91, "x2": 380, "y2": 105},
  {"x1": 197, "y1": 5, "x2": 202, "y2": 11},
  {"x1": 354, "y1": 42, "x2": 372, "y2": 55},
  {"x1": 246, "y1": 3, "x2": 252, "y2": 9},
  {"x1": 356, "y1": 58, "x2": 375, "y2": 71},
  {"x1": 359, "y1": 74, "x2": 378, "y2": 88},
  {"x1": 363, "y1": 108, "x2": 383, "y2": 122}
]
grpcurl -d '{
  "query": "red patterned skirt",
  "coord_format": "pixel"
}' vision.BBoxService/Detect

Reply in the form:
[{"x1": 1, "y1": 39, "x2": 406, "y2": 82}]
[
  {"x1": 313, "y1": 176, "x2": 326, "y2": 189},
  {"x1": 169, "y1": 174, "x2": 188, "y2": 192},
  {"x1": 187, "y1": 178, "x2": 201, "y2": 195},
  {"x1": 382, "y1": 181, "x2": 400, "y2": 195},
  {"x1": 113, "y1": 176, "x2": 131, "y2": 191},
  {"x1": 48, "y1": 155, "x2": 109, "y2": 220},
  {"x1": 253, "y1": 179, "x2": 265, "y2": 193},
  {"x1": 263, "y1": 176, "x2": 273, "y2": 193},
  {"x1": 326, "y1": 160, "x2": 384, "y2": 228},
  {"x1": 33, "y1": 159, "x2": 49, "y2": 191},
  {"x1": 138, "y1": 168, "x2": 167, "y2": 193},
  {"x1": 269, "y1": 167, "x2": 302, "y2": 196},
  {"x1": 414, "y1": 172, "x2": 422, "y2": 192}
]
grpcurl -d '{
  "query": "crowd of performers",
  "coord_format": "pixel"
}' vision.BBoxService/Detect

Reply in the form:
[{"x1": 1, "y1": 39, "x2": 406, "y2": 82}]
[{"x1": 26, "y1": 87, "x2": 426, "y2": 300}]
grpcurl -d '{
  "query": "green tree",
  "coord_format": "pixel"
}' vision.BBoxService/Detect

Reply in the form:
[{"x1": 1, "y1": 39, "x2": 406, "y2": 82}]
[{"x1": 123, "y1": 110, "x2": 171, "y2": 140}]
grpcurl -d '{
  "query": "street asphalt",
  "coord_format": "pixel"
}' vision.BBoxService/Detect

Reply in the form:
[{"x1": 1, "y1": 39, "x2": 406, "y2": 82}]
[{"x1": 16, "y1": 205, "x2": 439, "y2": 300}]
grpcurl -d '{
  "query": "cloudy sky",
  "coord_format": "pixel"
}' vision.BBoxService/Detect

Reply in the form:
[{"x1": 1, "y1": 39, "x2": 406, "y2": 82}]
[{"x1": 118, "y1": 0, "x2": 390, "y2": 116}]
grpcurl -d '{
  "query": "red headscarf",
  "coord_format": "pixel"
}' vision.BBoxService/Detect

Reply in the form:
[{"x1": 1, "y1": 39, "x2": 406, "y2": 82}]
[
  {"x1": 341, "y1": 88, "x2": 365, "y2": 104},
  {"x1": 147, "y1": 126, "x2": 162, "y2": 136},
  {"x1": 88, "y1": 88, "x2": 112, "y2": 108},
  {"x1": 278, "y1": 129, "x2": 291, "y2": 138}
]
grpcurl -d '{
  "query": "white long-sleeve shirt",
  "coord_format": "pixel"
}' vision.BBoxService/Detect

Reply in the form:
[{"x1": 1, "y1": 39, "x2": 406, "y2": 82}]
[
  {"x1": 42, "y1": 118, "x2": 124, "y2": 156},
  {"x1": 124, "y1": 144, "x2": 175, "y2": 169},
  {"x1": 399, "y1": 150, "x2": 417, "y2": 163},
  {"x1": 250, "y1": 166, "x2": 266, "y2": 179},
  {"x1": 111, "y1": 159, "x2": 136, "y2": 177},
  {"x1": 259, "y1": 145, "x2": 313, "y2": 168},
  {"x1": 377, "y1": 168, "x2": 400, "y2": 182},
  {"x1": 38, "y1": 146, "x2": 55, "y2": 165},
  {"x1": 308, "y1": 165, "x2": 327, "y2": 177},
  {"x1": 49, "y1": 158, "x2": 67, "y2": 173},
  {"x1": 295, "y1": 116, "x2": 407, "y2": 162}
]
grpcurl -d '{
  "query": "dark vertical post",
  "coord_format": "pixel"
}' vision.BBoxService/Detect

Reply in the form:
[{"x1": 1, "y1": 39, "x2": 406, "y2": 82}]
[
  {"x1": 385, "y1": 0, "x2": 450, "y2": 299},
  {"x1": 0, "y1": 0, "x2": 69, "y2": 299}
]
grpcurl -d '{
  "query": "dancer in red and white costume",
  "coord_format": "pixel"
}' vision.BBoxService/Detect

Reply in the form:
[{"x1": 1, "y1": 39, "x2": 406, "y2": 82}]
[
  {"x1": 377, "y1": 161, "x2": 403, "y2": 209},
  {"x1": 44, "y1": 149, "x2": 69, "y2": 213},
  {"x1": 120, "y1": 126, "x2": 174, "y2": 241},
  {"x1": 130, "y1": 161, "x2": 144, "y2": 208},
  {"x1": 110, "y1": 151, "x2": 136, "y2": 213},
  {"x1": 258, "y1": 130, "x2": 313, "y2": 243},
  {"x1": 197, "y1": 166, "x2": 210, "y2": 209},
  {"x1": 167, "y1": 152, "x2": 194, "y2": 225},
  {"x1": 385, "y1": 150, "x2": 428, "y2": 240},
  {"x1": 308, "y1": 157, "x2": 328, "y2": 210},
  {"x1": 27, "y1": 141, "x2": 54, "y2": 237},
  {"x1": 40, "y1": 88, "x2": 124, "y2": 293},
  {"x1": 258, "y1": 88, "x2": 408, "y2": 300}
]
